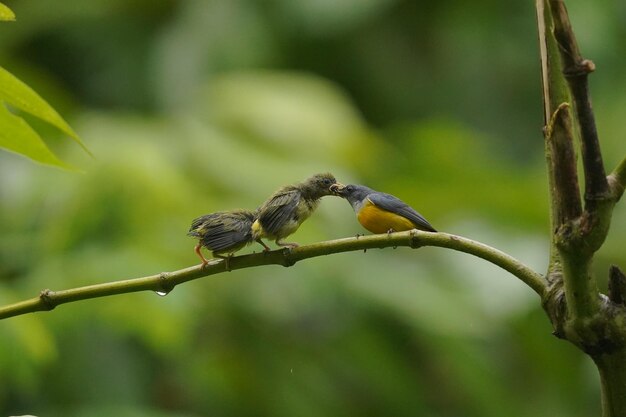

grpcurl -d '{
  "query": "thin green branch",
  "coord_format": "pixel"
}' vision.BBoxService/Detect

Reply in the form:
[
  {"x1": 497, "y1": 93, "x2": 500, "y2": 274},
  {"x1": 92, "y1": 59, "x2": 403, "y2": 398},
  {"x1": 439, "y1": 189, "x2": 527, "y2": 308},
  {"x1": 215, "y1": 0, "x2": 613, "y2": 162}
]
[{"x1": 0, "y1": 231, "x2": 546, "y2": 320}]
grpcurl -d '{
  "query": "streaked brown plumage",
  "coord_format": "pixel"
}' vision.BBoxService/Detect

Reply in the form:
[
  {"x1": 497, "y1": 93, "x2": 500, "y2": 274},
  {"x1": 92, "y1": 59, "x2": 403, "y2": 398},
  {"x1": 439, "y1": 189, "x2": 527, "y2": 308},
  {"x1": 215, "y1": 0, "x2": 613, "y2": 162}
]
[
  {"x1": 188, "y1": 209, "x2": 269, "y2": 267},
  {"x1": 252, "y1": 173, "x2": 339, "y2": 248}
]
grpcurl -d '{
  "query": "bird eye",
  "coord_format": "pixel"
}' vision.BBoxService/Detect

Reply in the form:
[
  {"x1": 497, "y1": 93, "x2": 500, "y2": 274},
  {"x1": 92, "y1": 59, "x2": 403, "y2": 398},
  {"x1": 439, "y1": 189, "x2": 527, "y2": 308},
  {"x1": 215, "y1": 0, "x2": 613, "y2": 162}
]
[
  {"x1": 323, "y1": 178, "x2": 332, "y2": 186},
  {"x1": 346, "y1": 185, "x2": 354, "y2": 192}
]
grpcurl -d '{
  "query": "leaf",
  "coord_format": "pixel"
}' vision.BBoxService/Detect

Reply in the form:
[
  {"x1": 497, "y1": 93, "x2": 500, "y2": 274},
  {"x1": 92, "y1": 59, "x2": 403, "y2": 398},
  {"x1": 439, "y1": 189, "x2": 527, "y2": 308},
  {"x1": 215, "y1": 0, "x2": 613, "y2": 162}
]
[
  {"x1": 0, "y1": 2, "x2": 15, "y2": 21},
  {"x1": 0, "y1": 103, "x2": 71, "y2": 169},
  {"x1": 0, "y1": 66, "x2": 91, "y2": 156}
]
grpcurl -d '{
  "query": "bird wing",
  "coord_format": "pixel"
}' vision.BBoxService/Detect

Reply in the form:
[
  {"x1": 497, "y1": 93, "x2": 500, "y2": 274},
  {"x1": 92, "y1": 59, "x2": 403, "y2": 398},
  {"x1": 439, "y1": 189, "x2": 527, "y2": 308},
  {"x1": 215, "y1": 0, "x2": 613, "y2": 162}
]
[
  {"x1": 258, "y1": 190, "x2": 300, "y2": 235},
  {"x1": 188, "y1": 214, "x2": 216, "y2": 236},
  {"x1": 203, "y1": 225, "x2": 251, "y2": 252},
  {"x1": 367, "y1": 192, "x2": 437, "y2": 232},
  {"x1": 200, "y1": 212, "x2": 254, "y2": 252}
]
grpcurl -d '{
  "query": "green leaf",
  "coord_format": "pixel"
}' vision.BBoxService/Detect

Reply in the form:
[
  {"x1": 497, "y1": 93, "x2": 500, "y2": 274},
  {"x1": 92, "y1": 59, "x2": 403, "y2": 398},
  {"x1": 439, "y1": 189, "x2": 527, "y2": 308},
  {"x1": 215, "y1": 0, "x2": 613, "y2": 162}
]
[
  {"x1": 0, "y1": 66, "x2": 91, "y2": 156},
  {"x1": 0, "y1": 2, "x2": 15, "y2": 21},
  {"x1": 0, "y1": 103, "x2": 71, "y2": 169}
]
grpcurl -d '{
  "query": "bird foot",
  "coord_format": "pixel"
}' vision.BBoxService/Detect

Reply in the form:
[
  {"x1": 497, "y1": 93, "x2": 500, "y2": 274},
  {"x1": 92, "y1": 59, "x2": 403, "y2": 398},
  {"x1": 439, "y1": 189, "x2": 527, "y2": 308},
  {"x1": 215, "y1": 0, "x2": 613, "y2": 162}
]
[
  {"x1": 256, "y1": 238, "x2": 271, "y2": 252},
  {"x1": 215, "y1": 254, "x2": 233, "y2": 271},
  {"x1": 276, "y1": 240, "x2": 299, "y2": 249},
  {"x1": 195, "y1": 244, "x2": 211, "y2": 268}
]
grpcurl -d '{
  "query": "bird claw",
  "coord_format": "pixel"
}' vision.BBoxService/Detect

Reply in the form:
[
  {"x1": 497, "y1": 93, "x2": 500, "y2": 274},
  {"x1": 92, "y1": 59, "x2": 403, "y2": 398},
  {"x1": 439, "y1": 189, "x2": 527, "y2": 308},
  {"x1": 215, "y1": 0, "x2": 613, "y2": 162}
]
[
  {"x1": 195, "y1": 244, "x2": 211, "y2": 267},
  {"x1": 276, "y1": 240, "x2": 299, "y2": 249},
  {"x1": 257, "y1": 239, "x2": 271, "y2": 252}
]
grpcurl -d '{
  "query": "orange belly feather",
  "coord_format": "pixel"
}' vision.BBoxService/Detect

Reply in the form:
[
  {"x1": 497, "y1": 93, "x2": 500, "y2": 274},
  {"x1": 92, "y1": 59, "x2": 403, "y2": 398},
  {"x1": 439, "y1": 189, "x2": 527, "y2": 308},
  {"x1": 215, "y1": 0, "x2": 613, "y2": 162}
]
[{"x1": 357, "y1": 202, "x2": 415, "y2": 234}]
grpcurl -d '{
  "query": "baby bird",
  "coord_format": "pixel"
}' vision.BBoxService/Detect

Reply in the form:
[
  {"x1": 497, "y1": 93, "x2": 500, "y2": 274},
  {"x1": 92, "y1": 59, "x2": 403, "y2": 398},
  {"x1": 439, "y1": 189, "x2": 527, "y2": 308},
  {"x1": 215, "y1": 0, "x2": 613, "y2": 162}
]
[
  {"x1": 252, "y1": 173, "x2": 339, "y2": 248},
  {"x1": 188, "y1": 209, "x2": 270, "y2": 267}
]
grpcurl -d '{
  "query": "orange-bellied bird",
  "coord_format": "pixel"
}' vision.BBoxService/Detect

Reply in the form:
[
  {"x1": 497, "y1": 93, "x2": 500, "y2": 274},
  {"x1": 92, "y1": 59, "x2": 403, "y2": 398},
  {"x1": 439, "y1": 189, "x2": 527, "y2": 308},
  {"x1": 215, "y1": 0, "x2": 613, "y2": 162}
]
[
  {"x1": 330, "y1": 184, "x2": 437, "y2": 233},
  {"x1": 188, "y1": 209, "x2": 270, "y2": 267},
  {"x1": 252, "y1": 172, "x2": 339, "y2": 248}
]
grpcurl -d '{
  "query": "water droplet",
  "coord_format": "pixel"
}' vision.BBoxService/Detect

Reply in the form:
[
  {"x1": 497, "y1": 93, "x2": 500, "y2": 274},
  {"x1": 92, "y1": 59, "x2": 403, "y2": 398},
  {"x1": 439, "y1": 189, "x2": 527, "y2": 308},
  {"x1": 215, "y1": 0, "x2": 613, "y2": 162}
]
[{"x1": 156, "y1": 272, "x2": 174, "y2": 296}]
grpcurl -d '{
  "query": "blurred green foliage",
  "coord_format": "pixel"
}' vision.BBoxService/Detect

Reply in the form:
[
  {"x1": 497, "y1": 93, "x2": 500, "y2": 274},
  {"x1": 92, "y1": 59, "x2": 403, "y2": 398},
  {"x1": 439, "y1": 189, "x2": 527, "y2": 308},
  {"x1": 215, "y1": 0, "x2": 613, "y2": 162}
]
[{"x1": 1, "y1": 0, "x2": 625, "y2": 416}]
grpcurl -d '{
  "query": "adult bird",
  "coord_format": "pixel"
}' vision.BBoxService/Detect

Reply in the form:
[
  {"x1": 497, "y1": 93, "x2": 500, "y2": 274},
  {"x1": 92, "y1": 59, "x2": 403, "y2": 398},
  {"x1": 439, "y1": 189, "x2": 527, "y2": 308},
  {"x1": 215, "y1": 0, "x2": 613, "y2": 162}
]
[
  {"x1": 330, "y1": 183, "x2": 437, "y2": 233},
  {"x1": 253, "y1": 172, "x2": 339, "y2": 248}
]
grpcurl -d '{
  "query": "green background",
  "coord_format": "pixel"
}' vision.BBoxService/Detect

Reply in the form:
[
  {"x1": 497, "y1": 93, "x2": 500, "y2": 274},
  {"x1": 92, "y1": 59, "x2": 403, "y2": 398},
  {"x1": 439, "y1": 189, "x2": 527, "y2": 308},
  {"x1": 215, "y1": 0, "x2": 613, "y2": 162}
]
[{"x1": 1, "y1": 0, "x2": 625, "y2": 416}]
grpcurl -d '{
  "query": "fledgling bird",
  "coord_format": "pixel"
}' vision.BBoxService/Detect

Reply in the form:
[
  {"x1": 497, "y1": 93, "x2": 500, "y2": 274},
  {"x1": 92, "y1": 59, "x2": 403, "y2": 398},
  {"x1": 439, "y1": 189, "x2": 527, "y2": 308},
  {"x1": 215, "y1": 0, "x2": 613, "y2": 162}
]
[
  {"x1": 330, "y1": 184, "x2": 437, "y2": 233},
  {"x1": 252, "y1": 172, "x2": 339, "y2": 248},
  {"x1": 188, "y1": 209, "x2": 270, "y2": 267}
]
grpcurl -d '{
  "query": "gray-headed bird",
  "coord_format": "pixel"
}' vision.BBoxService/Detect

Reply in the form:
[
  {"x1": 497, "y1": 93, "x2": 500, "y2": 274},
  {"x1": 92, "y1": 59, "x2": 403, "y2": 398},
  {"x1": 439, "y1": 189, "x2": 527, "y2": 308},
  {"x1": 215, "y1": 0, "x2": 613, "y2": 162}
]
[{"x1": 330, "y1": 184, "x2": 436, "y2": 233}]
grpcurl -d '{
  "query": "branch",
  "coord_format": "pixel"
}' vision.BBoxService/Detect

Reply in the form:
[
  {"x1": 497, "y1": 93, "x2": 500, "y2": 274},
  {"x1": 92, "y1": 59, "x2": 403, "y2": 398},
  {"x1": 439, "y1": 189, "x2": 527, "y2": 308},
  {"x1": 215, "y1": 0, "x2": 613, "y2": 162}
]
[
  {"x1": 546, "y1": 103, "x2": 583, "y2": 224},
  {"x1": 538, "y1": 0, "x2": 620, "y2": 336},
  {"x1": 0, "y1": 231, "x2": 547, "y2": 320},
  {"x1": 537, "y1": 0, "x2": 582, "y2": 228},
  {"x1": 549, "y1": 0, "x2": 609, "y2": 202},
  {"x1": 537, "y1": 0, "x2": 601, "y2": 321}
]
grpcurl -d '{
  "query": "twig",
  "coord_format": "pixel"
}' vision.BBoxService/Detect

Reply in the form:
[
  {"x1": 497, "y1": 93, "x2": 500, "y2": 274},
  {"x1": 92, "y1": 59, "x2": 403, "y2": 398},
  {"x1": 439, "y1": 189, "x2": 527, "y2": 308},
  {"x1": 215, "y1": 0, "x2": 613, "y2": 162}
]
[
  {"x1": 537, "y1": 0, "x2": 582, "y2": 227},
  {"x1": 546, "y1": 101, "x2": 583, "y2": 224},
  {"x1": 0, "y1": 231, "x2": 546, "y2": 320},
  {"x1": 549, "y1": 0, "x2": 608, "y2": 202}
]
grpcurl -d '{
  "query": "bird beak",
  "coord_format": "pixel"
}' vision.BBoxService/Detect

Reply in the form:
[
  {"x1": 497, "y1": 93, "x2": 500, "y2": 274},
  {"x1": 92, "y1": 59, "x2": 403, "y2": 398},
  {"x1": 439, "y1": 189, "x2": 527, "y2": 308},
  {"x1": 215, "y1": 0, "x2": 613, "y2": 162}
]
[{"x1": 329, "y1": 183, "x2": 345, "y2": 195}]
